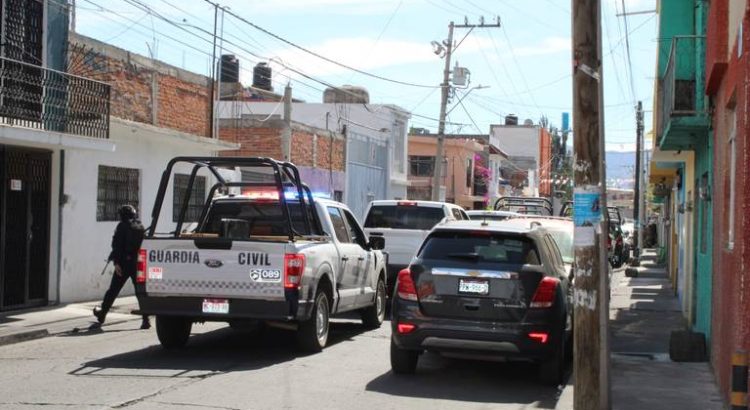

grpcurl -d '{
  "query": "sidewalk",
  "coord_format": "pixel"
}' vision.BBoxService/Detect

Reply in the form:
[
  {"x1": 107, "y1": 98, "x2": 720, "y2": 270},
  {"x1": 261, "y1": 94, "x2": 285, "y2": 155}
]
[
  {"x1": 556, "y1": 249, "x2": 724, "y2": 409},
  {"x1": 0, "y1": 295, "x2": 143, "y2": 347}
]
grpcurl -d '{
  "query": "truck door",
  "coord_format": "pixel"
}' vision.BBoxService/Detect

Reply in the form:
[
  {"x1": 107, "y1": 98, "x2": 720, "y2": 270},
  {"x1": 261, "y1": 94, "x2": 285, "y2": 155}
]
[
  {"x1": 326, "y1": 207, "x2": 359, "y2": 310},
  {"x1": 340, "y1": 208, "x2": 374, "y2": 307}
]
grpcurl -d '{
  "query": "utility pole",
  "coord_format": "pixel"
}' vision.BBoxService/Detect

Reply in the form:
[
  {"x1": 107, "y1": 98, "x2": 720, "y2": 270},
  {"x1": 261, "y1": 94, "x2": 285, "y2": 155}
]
[
  {"x1": 213, "y1": 7, "x2": 226, "y2": 141},
  {"x1": 431, "y1": 18, "x2": 500, "y2": 201},
  {"x1": 430, "y1": 22, "x2": 454, "y2": 202},
  {"x1": 208, "y1": 3, "x2": 218, "y2": 139},
  {"x1": 572, "y1": 0, "x2": 610, "y2": 409},
  {"x1": 70, "y1": 0, "x2": 76, "y2": 33},
  {"x1": 282, "y1": 84, "x2": 292, "y2": 161},
  {"x1": 633, "y1": 101, "x2": 644, "y2": 258}
]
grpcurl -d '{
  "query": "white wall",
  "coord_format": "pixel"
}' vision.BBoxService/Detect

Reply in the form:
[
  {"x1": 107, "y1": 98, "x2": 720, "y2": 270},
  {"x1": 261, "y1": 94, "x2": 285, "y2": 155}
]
[
  {"x1": 58, "y1": 119, "x2": 231, "y2": 303},
  {"x1": 491, "y1": 125, "x2": 540, "y2": 162}
]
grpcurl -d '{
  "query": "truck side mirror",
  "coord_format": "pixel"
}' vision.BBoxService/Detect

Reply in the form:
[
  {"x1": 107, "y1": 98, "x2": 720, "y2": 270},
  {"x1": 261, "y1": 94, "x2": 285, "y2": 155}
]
[{"x1": 368, "y1": 236, "x2": 385, "y2": 250}]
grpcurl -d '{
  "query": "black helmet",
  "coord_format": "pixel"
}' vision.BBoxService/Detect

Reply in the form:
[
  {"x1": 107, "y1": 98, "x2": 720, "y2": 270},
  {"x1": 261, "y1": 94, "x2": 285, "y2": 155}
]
[{"x1": 118, "y1": 204, "x2": 137, "y2": 220}]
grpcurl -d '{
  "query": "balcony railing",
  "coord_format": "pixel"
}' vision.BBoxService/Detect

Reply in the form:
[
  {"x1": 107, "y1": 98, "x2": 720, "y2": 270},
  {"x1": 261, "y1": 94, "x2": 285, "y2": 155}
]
[
  {"x1": 658, "y1": 35, "x2": 705, "y2": 141},
  {"x1": 0, "y1": 56, "x2": 110, "y2": 139}
]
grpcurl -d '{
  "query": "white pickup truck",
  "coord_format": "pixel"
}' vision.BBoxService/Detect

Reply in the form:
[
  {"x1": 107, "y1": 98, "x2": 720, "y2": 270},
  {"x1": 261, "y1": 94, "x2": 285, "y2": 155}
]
[
  {"x1": 362, "y1": 200, "x2": 469, "y2": 296},
  {"x1": 135, "y1": 157, "x2": 387, "y2": 352}
]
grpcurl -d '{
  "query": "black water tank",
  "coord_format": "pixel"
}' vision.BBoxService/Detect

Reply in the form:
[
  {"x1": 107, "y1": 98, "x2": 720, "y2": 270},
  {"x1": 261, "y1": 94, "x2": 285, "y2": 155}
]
[
  {"x1": 218, "y1": 54, "x2": 239, "y2": 83},
  {"x1": 505, "y1": 114, "x2": 518, "y2": 125},
  {"x1": 253, "y1": 62, "x2": 273, "y2": 91}
]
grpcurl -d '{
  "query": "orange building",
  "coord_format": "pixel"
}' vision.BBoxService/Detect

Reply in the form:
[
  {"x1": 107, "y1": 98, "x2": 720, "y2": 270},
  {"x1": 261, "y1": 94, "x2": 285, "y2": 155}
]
[{"x1": 407, "y1": 135, "x2": 486, "y2": 209}]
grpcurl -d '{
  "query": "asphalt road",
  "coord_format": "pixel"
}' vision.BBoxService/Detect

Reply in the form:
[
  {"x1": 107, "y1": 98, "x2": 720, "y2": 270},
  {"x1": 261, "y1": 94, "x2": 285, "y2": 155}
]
[{"x1": 0, "y1": 315, "x2": 565, "y2": 409}]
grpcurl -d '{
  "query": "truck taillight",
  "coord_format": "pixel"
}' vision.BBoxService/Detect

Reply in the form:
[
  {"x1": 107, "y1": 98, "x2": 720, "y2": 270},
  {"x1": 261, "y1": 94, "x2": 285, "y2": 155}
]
[
  {"x1": 530, "y1": 277, "x2": 559, "y2": 308},
  {"x1": 397, "y1": 268, "x2": 418, "y2": 301},
  {"x1": 136, "y1": 249, "x2": 147, "y2": 283},
  {"x1": 284, "y1": 254, "x2": 305, "y2": 289}
]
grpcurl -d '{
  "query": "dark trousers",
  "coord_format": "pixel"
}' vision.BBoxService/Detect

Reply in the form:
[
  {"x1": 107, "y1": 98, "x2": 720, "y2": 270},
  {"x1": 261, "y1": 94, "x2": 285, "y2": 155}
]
[{"x1": 100, "y1": 271, "x2": 147, "y2": 321}]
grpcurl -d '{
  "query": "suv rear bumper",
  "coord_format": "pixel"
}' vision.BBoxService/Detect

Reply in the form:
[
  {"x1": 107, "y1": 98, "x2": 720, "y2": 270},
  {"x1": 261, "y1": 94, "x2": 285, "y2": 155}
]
[
  {"x1": 135, "y1": 293, "x2": 313, "y2": 322},
  {"x1": 391, "y1": 309, "x2": 563, "y2": 362}
]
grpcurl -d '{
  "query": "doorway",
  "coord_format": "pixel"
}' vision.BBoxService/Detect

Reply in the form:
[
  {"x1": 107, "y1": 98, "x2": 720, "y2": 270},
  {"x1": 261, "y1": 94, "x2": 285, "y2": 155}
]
[{"x1": 0, "y1": 145, "x2": 51, "y2": 310}]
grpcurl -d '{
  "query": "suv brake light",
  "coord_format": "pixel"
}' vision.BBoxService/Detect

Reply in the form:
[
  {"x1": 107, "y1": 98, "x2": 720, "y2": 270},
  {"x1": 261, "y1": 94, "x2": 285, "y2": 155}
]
[
  {"x1": 136, "y1": 249, "x2": 147, "y2": 283},
  {"x1": 284, "y1": 254, "x2": 306, "y2": 289},
  {"x1": 397, "y1": 268, "x2": 418, "y2": 301},
  {"x1": 530, "y1": 277, "x2": 559, "y2": 308}
]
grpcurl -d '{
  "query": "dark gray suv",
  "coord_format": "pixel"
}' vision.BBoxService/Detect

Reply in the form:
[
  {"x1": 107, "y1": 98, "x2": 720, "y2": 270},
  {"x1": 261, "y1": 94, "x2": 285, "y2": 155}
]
[{"x1": 390, "y1": 220, "x2": 572, "y2": 385}]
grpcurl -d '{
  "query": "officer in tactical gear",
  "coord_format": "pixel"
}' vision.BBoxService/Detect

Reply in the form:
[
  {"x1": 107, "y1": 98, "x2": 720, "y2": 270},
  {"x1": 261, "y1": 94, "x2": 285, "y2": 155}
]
[{"x1": 93, "y1": 204, "x2": 150, "y2": 329}]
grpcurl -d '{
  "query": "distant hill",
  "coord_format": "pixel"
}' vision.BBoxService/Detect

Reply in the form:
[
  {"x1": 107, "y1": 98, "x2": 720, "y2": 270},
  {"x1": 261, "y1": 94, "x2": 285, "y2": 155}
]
[{"x1": 605, "y1": 151, "x2": 649, "y2": 189}]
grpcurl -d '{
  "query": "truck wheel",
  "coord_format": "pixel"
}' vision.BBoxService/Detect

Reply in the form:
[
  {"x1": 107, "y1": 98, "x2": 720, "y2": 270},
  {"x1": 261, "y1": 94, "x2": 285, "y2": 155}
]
[
  {"x1": 156, "y1": 316, "x2": 192, "y2": 349},
  {"x1": 297, "y1": 290, "x2": 329, "y2": 352},
  {"x1": 360, "y1": 277, "x2": 386, "y2": 329},
  {"x1": 390, "y1": 339, "x2": 419, "y2": 374}
]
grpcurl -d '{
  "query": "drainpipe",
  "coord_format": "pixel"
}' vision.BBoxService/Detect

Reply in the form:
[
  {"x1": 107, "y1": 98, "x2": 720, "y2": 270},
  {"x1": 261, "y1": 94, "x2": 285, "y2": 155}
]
[{"x1": 55, "y1": 149, "x2": 64, "y2": 305}]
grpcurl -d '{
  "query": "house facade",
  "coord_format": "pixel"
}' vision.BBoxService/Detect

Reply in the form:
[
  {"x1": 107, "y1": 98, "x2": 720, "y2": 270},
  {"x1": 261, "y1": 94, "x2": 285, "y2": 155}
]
[{"x1": 0, "y1": 1, "x2": 236, "y2": 308}]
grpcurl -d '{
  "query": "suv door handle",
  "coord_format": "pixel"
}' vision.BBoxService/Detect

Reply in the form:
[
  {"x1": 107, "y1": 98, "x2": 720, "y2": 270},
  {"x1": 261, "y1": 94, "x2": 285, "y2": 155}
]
[
  {"x1": 357, "y1": 256, "x2": 366, "y2": 261},
  {"x1": 341, "y1": 256, "x2": 349, "y2": 262}
]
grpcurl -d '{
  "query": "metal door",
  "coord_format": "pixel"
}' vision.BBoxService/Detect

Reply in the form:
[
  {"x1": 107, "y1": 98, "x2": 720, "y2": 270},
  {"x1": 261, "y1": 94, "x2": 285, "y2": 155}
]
[{"x1": 0, "y1": 146, "x2": 50, "y2": 310}]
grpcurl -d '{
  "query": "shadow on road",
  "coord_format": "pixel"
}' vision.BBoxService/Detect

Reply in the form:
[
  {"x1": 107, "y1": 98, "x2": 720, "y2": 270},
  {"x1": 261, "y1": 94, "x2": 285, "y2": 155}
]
[
  {"x1": 67, "y1": 319, "x2": 370, "y2": 378},
  {"x1": 365, "y1": 352, "x2": 562, "y2": 408}
]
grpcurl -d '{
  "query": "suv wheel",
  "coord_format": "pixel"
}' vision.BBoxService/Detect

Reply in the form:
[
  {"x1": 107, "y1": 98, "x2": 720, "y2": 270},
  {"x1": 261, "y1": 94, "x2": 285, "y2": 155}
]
[
  {"x1": 390, "y1": 339, "x2": 419, "y2": 374},
  {"x1": 360, "y1": 277, "x2": 386, "y2": 329},
  {"x1": 156, "y1": 316, "x2": 192, "y2": 349},
  {"x1": 297, "y1": 290, "x2": 329, "y2": 352},
  {"x1": 538, "y1": 330, "x2": 566, "y2": 386}
]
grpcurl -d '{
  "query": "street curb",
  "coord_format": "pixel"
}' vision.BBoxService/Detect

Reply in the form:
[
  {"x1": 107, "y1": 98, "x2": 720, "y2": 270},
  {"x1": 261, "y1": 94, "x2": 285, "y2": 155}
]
[
  {"x1": 554, "y1": 374, "x2": 574, "y2": 410},
  {"x1": 0, "y1": 329, "x2": 49, "y2": 347}
]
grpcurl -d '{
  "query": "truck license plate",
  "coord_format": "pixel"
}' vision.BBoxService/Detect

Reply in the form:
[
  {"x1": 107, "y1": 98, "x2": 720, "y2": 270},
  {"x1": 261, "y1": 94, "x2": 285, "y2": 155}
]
[
  {"x1": 458, "y1": 278, "x2": 489, "y2": 295},
  {"x1": 202, "y1": 298, "x2": 229, "y2": 314}
]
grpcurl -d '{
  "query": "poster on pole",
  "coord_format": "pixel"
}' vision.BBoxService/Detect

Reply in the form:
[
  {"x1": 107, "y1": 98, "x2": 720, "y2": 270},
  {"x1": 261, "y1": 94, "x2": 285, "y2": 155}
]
[{"x1": 573, "y1": 186, "x2": 601, "y2": 247}]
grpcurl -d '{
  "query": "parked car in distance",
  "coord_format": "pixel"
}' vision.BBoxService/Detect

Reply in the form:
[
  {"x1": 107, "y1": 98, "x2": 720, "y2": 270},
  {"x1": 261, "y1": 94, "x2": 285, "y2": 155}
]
[
  {"x1": 390, "y1": 219, "x2": 572, "y2": 385},
  {"x1": 506, "y1": 216, "x2": 573, "y2": 272},
  {"x1": 466, "y1": 210, "x2": 521, "y2": 221},
  {"x1": 363, "y1": 200, "x2": 469, "y2": 297}
]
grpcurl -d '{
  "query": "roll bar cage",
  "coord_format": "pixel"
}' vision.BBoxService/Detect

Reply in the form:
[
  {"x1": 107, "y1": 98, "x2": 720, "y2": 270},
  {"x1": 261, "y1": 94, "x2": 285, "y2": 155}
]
[
  {"x1": 493, "y1": 196, "x2": 553, "y2": 216},
  {"x1": 147, "y1": 157, "x2": 322, "y2": 242}
]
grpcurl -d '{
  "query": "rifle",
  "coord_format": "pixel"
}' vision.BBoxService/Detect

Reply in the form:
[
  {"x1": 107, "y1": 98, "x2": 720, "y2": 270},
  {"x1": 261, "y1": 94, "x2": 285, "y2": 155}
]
[{"x1": 99, "y1": 260, "x2": 111, "y2": 276}]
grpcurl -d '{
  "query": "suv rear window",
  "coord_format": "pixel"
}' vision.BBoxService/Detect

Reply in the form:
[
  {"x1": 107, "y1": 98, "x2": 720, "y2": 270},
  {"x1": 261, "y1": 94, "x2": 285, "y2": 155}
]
[
  {"x1": 364, "y1": 205, "x2": 444, "y2": 230},
  {"x1": 419, "y1": 231, "x2": 540, "y2": 264}
]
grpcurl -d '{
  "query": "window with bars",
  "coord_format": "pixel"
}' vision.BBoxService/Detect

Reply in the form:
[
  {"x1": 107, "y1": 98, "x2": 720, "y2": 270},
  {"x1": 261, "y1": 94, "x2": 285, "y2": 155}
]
[
  {"x1": 173, "y1": 174, "x2": 206, "y2": 222},
  {"x1": 97, "y1": 165, "x2": 140, "y2": 221}
]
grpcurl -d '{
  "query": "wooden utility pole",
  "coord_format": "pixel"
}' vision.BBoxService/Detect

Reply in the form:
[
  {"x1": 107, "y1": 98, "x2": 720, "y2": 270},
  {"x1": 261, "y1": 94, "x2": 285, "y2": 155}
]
[
  {"x1": 633, "y1": 101, "x2": 644, "y2": 257},
  {"x1": 572, "y1": 0, "x2": 610, "y2": 409},
  {"x1": 282, "y1": 84, "x2": 292, "y2": 161}
]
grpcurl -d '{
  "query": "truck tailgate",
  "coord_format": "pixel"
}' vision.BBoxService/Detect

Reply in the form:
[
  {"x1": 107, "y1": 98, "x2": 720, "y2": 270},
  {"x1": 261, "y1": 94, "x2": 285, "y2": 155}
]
[
  {"x1": 143, "y1": 239, "x2": 288, "y2": 300},
  {"x1": 364, "y1": 228, "x2": 429, "y2": 266}
]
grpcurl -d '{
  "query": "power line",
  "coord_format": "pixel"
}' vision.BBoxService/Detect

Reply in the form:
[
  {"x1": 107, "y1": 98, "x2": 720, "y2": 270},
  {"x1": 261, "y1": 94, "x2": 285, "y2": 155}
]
[
  {"x1": 499, "y1": 26, "x2": 542, "y2": 113},
  {"x1": 620, "y1": 0, "x2": 638, "y2": 101},
  {"x1": 202, "y1": 0, "x2": 440, "y2": 89}
]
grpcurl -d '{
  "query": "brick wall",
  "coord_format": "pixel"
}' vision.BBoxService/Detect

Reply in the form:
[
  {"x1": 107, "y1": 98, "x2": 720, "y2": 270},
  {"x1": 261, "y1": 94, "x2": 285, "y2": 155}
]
[
  {"x1": 219, "y1": 124, "x2": 345, "y2": 172},
  {"x1": 67, "y1": 35, "x2": 211, "y2": 138},
  {"x1": 707, "y1": 2, "x2": 750, "y2": 401}
]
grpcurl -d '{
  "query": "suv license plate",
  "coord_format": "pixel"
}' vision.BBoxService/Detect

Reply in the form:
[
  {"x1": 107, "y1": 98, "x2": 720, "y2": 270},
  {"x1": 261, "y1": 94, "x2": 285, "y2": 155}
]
[
  {"x1": 458, "y1": 278, "x2": 489, "y2": 295},
  {"x1": 202, "y1": 298, "x2": 229, "y2": 314}
]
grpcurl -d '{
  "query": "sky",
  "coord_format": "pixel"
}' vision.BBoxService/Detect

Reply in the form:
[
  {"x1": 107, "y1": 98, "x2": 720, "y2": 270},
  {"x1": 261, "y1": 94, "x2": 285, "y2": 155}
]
[{"x1": 73, "y1": 0, "x2": 658, "y2": 153}]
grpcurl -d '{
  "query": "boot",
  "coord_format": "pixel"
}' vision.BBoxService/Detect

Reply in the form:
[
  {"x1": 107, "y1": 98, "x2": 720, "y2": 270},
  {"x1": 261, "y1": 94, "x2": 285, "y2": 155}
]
[
  {"x1": 140, "y1": 316, "x2": 151, "y2": 330},
  {"x1": 93, "y1": 306, "x2": 106, "y2": 324}
]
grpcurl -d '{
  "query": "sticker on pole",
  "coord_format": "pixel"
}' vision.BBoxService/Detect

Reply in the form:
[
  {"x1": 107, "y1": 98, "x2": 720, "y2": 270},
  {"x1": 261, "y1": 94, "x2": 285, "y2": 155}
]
[{"x1": 573, "y1": 187, "x2": 601, "y2": 247}]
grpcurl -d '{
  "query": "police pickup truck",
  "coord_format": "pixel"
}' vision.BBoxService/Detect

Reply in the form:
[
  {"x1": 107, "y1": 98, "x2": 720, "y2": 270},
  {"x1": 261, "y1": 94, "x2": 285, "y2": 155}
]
[{"x1": 134, "y1": 157, "x2": 387, "y2": 352}]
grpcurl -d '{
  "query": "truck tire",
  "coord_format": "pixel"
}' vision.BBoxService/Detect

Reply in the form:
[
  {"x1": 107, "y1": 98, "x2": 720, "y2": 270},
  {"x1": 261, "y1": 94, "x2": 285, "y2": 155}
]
[
  {"x1": 390, "y1": 339, "x2": 419, "y2": 374},
  {"x1": 360, "y1": 277, "x2": 386, "y2": 329},
  {"x1": 156, "y1": 316, "x2": 192, "y2": 349},
  {"x1": 297, "y1": 290, "x2": 329, "y2": 352}
]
